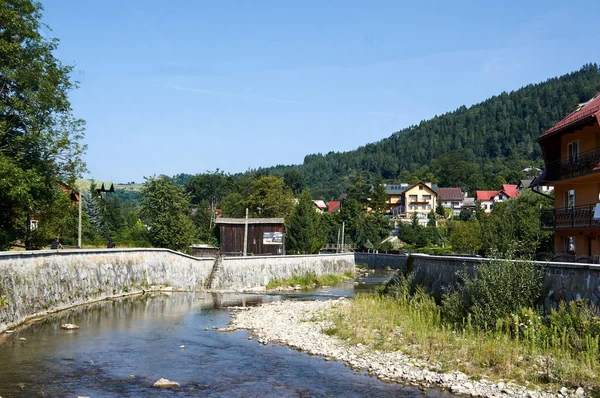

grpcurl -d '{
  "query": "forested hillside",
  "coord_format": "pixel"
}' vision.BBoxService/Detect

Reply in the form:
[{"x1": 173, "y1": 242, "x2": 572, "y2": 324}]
[{"x1": 258, "y1": 63, "x2": 600, "y2": 199}]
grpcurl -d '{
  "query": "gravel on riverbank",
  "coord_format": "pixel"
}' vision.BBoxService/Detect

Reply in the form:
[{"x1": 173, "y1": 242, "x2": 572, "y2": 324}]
[{"x1": 228, "y1": 298, "x2": 584, "y2": 398}]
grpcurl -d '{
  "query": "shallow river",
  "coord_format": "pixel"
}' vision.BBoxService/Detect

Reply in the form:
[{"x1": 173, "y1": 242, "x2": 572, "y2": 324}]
[{"x1": 0, "y1": 270, "x2": 454, "y2": 397}]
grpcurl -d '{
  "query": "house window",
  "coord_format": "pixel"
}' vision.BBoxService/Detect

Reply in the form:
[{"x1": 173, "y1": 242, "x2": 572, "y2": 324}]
[
  {"x1": 408, "y1": 205, "x2": 412, "y2": 210},
  {"x1": 427, "y1": 205, "x2": 432, "y2": 210},
  {"x1": 409, "y1": 195, "x2": 418, "y2": 202},
  {"x1": 421, "y1": 205, "x2": 426, "y2": 210},
  {"x1": 567, "y1": 141, "x2": 580, "y2": 164},
  {"x1": 419, "y1": 186, "x2": 424, "y2": 190},
  {"x1": 564, "y1": 189, "x2": 575, "y2": 210},
  {"x1": 30, "y1": 219, "x2": 38, "y2": 231},
  {"x1": 422, "y1": 195, "x2": 431, "y2": 201},
  {"x1": 451, "y1": 201, "x2": 459, "y2": 207},
  {"x1": 564, "y1": 236, "x2": 576, "y2": 254}
]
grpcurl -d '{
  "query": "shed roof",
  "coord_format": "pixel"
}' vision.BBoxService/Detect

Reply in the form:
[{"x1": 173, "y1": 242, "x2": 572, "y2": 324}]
[
  {"x1": 328, "y1": 201, "x2": 341, "y2": 213},
  {"x1": 476, "y1": 191, "x2": 498, "y2": 201},
  {"x1": 502, "y1": 184, "x2": 519, "y2": 198},
  {"x1": 313, "y1": 200, "x2": 327, "y2": 209},
  {"x1": 518, "y1": 179, "x2": 532, "y2": 189},
  {"x1": 215, "y1": 218, "x2": 285, "y2": 225},
  {"x1": 437, "y1": 187, "x2": 463, "y2": 201},
  {"x1": 540, "y1": 93, "x2": 600, "y2": 139}
]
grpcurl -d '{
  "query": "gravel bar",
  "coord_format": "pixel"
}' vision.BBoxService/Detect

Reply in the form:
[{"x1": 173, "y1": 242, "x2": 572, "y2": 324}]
[{"x1": 229, "y1": 298, "x2": 584, "y2": 398}]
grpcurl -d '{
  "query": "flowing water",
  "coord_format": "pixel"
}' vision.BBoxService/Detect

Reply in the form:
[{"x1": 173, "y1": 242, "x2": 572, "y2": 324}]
[{"x1": 0, "y1": 269, "x2": 454, "y2": 397}]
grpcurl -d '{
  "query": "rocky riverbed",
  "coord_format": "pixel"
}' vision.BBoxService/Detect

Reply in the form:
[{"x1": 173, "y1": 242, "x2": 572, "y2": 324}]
[{"x1": 229, "y1": 298, "x2": 585, "y2": 398}]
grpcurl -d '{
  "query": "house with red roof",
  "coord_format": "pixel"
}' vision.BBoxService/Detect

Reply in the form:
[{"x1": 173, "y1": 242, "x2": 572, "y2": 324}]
[
  {"x1": 476, "y1": 184, "x2": 519, "y2": 214},
  {"x1": 534, "y1": 92, "x2": 600, "y2": 258},
  {"x1": 328, "y1": 201, "x2": 341, "y2": 213}
]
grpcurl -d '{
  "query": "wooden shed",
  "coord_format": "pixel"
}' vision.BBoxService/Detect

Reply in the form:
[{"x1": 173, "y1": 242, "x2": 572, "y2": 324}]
[{"x1": 215, "y1": 218, "x2": 285, "y2": 256}]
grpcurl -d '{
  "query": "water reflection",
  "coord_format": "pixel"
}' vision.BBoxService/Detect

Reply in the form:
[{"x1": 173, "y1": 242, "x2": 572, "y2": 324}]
[{"x1": 0, "y1": 272, "x2": 451, "y2": 398}]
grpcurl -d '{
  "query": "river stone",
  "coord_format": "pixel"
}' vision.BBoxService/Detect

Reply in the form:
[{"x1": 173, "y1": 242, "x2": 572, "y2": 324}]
[
  {"x1": 575, "y1": 387, "x2": 585, "y2": 396},
  {"x1": 153, "y1": 378, "x2": 180, "y2": 388},
  {"x1": 61, "y1": 324, "x2": 79, "y2": 330}
]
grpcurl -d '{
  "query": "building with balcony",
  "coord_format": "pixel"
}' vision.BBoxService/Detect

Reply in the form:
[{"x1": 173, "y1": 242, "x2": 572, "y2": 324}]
[
  {"x1": 391, "y1": 182, "x2": 438, "y2": 226},
  {"x1": 437, "y1": 187, "x2": 464, "y2": 216},
  {"x1": 384, "y1": 183, "x2": 409, "y2": 214},
  {"x1": 535, "y1": 93, "x2": 600, "y2": 257}
]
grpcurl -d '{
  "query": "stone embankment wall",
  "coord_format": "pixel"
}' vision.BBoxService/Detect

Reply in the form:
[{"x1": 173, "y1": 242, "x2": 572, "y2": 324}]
[
  {"x1": 354, "y1": 253, "x2": 407, "y2": 269},
  {"x1": 213, "y1": 253, "x2": 355, "y2": 291},
  {"x1": 0, "y1": 250, "x2": 355, "y2": 332},
  {"x1": 406, "y1": 254, "x2": 600, "y2": 308},
  {"x1": 0, "y1": 249, "x2": 214, "y2": 332}
]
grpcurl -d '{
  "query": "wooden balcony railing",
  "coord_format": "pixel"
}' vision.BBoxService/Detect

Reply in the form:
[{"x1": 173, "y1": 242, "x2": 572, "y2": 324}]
[
  {"x1": 541, "y1": 204, "x2": 600, "y2": 230},
  {"x1": 545, "y1": 147, "x2": 600, "y2": 181}
]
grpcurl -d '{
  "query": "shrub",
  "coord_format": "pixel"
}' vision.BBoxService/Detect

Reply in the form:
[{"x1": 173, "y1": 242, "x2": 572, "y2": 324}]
[{"x1": 441, "y1": 258, "x2": 544, "y2": 330}]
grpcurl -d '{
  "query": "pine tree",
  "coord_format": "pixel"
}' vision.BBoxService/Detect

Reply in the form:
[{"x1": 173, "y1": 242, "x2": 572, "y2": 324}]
[{"x1": 287, "y1": 189, "x2": 322, "y2": 254}]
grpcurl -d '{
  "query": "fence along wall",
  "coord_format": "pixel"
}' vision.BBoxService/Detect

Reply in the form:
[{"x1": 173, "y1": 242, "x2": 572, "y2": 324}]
[
  {"x1": 0, "y1": 249, "x2": 214, "y2": 333},
  {"x1": 407, "y1": 254, "x2": 600, "y2": 308}
]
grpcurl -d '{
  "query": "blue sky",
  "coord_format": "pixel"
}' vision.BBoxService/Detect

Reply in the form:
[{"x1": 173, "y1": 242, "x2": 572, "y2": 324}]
[{"x1": 42, "y1": 0, "x2": 598, "y2": 183}]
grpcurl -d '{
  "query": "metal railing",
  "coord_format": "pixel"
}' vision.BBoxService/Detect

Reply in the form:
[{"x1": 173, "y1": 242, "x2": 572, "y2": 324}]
[
  {"x1": 541, "y1": 204, "x2": 600, "y2": 229},
  {"x1": 545, "y1": 146, "x2": 600, "y2": 181}
]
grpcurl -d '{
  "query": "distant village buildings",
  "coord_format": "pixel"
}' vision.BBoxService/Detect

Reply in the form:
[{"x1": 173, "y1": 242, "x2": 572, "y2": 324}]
[{"x1": 476, "y1": 184, "x2": 519, "y2": 214}]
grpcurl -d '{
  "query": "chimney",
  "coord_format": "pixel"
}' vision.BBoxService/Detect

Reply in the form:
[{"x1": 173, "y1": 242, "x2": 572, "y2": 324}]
[{"x1": 425, "y1": 182, "x2": 432, "y2": 188}]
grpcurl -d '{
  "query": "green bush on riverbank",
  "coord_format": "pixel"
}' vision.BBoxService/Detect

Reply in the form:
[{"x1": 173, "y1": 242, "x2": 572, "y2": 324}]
[
  {"x1": 266, "y1": 272, "x2": 353, "y2": 290},
  {"x1": 325, "y1": 259, "x2": 600, "y2": 390}
]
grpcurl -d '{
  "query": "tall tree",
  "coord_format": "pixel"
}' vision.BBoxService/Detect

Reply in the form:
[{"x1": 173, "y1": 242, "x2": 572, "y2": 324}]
[
  {"x1": 246, "y1": 175, "x2": 295, "y2": 218},
  {"x1": 140, "y1": 176, "x2": 195, "y2": 252},
  {"x1": 283, "y1": 169, "x2": 306, "y2": 196},
  {"x1": 0, "y1": 1, "x2": 86, "y2": 249},
  {"x1": 184, "y1": 170, "x2": 232, "y2": 206},
  {"x1": 370, "y1": 177, "x2": 388, "y2": 214},
  {"x1": 287, "y1": 189, "x2": 323, "y2": 254}
]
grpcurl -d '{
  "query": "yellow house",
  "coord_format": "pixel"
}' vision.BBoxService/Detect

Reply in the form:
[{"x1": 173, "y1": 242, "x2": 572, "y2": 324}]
[
  {"x1": 535, "y1": 93, "x2": 600, "y2": 259},
  {"x1": 390, "y1": 182, "x2": 438, "y2": 225}
]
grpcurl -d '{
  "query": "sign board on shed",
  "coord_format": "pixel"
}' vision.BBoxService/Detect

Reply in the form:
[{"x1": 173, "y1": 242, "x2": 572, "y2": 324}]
[{"x1": 263, "y1": 232, "x2": 283, "y2": 245}]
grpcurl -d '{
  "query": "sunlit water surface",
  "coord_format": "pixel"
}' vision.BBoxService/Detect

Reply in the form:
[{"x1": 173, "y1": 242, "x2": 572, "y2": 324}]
[{"x1": 0, "y1": 270, "x2": 454, "y2": 397}]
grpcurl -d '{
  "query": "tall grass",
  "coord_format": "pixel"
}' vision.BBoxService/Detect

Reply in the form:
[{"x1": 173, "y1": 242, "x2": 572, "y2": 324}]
[
  {"x1": 325, "y1": 260, "x2": 600, "y2": 391},
  {"x1": 326, "y1": 293, "x2": 600, "y2": 389}
]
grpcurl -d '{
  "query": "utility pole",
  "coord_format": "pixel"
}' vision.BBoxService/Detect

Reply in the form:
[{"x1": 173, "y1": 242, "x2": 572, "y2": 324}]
[
  {"x1": 78, "y1": 193, "x2": 82, "y2": 249},
  {"x1": 243, "y1": 208, "x2": 249, "y2": 256},
  {"x1": 341, "y1": 221, "x2": 345, "y2": 253},
  {"x1": 336, "y1": 227, "x2": 341, "y2": 253}
]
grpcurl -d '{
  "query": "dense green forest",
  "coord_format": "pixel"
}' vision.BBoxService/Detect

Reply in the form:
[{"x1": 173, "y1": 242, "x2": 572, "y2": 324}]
[{"x1": 251, "y1": 63, "x2": 600, "y2": 199}]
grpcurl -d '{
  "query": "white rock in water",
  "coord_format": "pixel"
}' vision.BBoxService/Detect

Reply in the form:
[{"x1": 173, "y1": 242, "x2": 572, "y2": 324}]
[
  {"x1": 153, "y1": 378, "x2": 180, "y2": 388},
  {"x1": 179, "y1": 345, "x2": 185, "y2": 349},
  {"x1": 18, "y1": 337, "x2": 26, "y2": 341},
  {"x1": 61, "y1": 324, "x2": 80, "y2": 330}
]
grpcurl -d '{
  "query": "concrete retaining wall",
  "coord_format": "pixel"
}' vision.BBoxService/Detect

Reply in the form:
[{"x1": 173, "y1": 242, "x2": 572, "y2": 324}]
[
  {"x1": 0, "y1": 249, "x2": 214, "y2": 332},
  {"x1": 407, "y1": 254, "x2": 600, "y2": 308},
  {"x1": 354, "y1": 253, "x2": 407, "y2": 269},
  {"x1": 0, "y1": 249, "x2": 356, "y2": 332},
  {"x1": 213, "y1": 253, "x2": 355, "y2": 291}
]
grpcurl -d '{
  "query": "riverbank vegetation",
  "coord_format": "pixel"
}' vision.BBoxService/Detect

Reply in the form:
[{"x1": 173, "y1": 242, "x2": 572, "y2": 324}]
[
  {"x1": 324, "y1": 259, "x2": 600, "y2": 391},
  {"x1": 266, "y1": 272, "x2": 353, "y2": 290}
]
